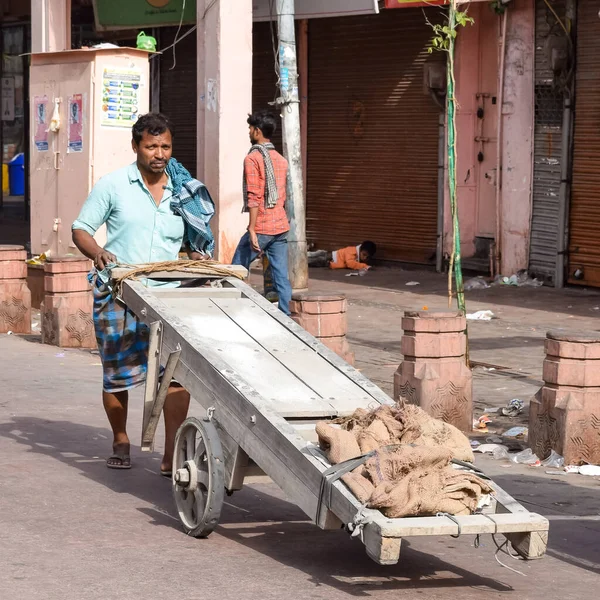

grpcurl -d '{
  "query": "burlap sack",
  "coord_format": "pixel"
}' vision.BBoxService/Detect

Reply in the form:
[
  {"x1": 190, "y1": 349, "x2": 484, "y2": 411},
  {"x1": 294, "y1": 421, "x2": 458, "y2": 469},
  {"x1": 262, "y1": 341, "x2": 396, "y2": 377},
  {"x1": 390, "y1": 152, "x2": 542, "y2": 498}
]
[
  {"x1": 364, "y1": 445, "x2": 452, "y2": 486},
  {"x1": 341, "y1": 472, "x2": 375, "y2": 504},
  {"x1": 356, "y1": 418, "x2": 390, "y2": 454},
  {"x1": 365, "y1": 446, "x2": 492, "y2": 518},
  {"x1": 394, "y1": 403, "x2": 474, "y2": 463},
  {"x1": 316, "y1": 422, "x2": 361, "y2": 464},
  {"x1": 316, "y1": 402, "x2": 488, "y2": 518}
]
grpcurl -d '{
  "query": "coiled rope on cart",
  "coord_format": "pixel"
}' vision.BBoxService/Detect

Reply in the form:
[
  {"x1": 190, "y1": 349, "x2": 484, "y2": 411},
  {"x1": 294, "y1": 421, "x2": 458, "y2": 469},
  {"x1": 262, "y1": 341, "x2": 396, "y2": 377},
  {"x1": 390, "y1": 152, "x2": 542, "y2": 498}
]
[{"x1": 111, "y1": 260, "x2": 245, "y2": 297}]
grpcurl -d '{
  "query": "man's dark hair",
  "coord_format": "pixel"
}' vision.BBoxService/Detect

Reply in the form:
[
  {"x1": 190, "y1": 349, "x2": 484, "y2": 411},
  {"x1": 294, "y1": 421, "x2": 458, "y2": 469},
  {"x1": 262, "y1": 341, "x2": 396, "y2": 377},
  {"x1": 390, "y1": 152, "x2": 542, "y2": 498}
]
[
  {"x1": 361, "y1": 241, "x2": 377, "y2": 258},
  {"x1": 132, "y1": 113, "x2": 173, "y2": 145},
  {"x1": 247, "y1": 110, "x2": 277, "y2": 140}
]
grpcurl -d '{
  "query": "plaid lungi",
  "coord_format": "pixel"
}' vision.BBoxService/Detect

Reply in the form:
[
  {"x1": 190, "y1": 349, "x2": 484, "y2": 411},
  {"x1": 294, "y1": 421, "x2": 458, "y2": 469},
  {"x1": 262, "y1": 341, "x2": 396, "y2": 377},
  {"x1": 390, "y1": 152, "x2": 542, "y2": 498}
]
[{"x1": 91, "y1": 273, "x2": 150, "y2": 393}]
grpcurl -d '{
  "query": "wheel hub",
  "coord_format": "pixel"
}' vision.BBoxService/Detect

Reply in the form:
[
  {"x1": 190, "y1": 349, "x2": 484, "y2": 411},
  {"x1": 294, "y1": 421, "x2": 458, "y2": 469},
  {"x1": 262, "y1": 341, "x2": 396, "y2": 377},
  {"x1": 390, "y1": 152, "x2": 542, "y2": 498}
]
[{"x1": 174, "y1": 460, "x2": 198, "y2": 492}]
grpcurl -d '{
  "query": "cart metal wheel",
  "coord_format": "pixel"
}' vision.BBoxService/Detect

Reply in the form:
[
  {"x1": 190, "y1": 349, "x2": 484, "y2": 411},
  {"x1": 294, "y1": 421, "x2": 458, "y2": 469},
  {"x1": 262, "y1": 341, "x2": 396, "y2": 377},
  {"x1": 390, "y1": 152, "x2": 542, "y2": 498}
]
[{"x1": 172, "y1": 416, "x2": 225, "y2": 538}]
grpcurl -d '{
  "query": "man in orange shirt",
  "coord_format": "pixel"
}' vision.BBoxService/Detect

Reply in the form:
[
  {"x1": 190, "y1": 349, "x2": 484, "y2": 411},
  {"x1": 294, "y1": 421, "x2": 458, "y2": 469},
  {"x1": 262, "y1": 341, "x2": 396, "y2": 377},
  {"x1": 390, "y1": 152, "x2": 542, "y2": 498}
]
[
  {"x1": 308, "y1": 241, "x2": 377, "y2": 271},
  {"x1": 232, "y1": 111, "x2": 293, "y2": 314}
]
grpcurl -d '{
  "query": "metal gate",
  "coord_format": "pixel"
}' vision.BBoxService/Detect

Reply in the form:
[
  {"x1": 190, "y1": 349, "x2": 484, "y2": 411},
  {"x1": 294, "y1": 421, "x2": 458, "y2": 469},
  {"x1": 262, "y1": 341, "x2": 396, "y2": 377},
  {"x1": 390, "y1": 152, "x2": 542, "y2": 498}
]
[
  {"x1": 569, "y1": 0, "x2": 600, "y2": 286},
  {"x1": 306, "y1": 9, "x2": 444, "y2": 263},
  {"x1": 159, "y1": 26, "x2": 197, "y2": 177},
  {"x1": 529, "y1": 0, "x2": 567, "y2": 284}
]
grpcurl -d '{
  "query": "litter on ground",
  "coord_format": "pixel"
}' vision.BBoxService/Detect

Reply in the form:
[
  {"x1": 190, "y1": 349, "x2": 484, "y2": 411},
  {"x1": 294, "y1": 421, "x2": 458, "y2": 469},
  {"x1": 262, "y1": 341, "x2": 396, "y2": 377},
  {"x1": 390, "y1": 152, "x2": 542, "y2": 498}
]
[{"x1": 467, "y1": 310, "x2": 495, "y2": 321}]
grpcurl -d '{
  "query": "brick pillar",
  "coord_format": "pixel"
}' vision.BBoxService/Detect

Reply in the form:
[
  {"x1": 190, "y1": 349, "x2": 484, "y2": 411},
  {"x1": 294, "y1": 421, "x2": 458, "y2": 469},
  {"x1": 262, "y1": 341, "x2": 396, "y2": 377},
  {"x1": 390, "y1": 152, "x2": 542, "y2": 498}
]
[
  {"x1": 0, "y1": 245, "x2": 31, "y2": 334},
  {"x1": 41, "y1": 257, "x2": 95, "y2": 348},
  {"x1": 394, "y1": 311, "x2": 472, "y2": 433},
  {"x1": 529, "y1": 330, "x2": 600, "y2": 465},
  {"x1": 290, "y1": 293, "x2": 355, "y2": 365}
]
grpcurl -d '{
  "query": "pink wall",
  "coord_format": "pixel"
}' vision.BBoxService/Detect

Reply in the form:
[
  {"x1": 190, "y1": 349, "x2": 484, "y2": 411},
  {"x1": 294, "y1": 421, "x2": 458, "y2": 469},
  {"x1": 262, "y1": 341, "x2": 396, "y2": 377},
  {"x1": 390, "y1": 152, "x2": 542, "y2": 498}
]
[
  {"x1": 31, "y1": 0, "x2": 70, "y2": 53},
  {"x1": 500, "y1": 0, "x2": 535, "y2": 275},
  {"x1": 448, "y1": 0, "x2": 534, "y2": 275},
  {"x1": 449, "y1": 10, "x2": 479, "y2": 259},
  {"x1": 197, "y1": 0, "x2": 253, "y2": 263},
  {"x1": 447, "y1": 3, "x2": 498, "y2": 260}
]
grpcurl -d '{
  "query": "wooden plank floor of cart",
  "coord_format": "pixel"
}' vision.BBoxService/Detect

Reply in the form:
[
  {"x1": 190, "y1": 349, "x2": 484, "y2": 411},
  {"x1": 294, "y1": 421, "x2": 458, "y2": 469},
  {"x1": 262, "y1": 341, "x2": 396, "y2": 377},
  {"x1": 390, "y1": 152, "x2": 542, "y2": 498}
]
[{"x1": 119, "y1": 272, "x2": 549, "y2": 566}]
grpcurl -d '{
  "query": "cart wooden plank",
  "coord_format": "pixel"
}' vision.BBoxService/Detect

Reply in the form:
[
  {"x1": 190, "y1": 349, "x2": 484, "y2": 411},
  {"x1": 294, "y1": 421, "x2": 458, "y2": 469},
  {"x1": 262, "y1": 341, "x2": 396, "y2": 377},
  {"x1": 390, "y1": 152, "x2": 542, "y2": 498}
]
[
  {"x1": 210, "y1": 297, "x2": 375, "y2": 413},
  {"x1": 226, "y1": 278, "x2": 394, "y2": 408},
  {"x1": 173, "y1": 297, "x2": 339, "y2": 418}
]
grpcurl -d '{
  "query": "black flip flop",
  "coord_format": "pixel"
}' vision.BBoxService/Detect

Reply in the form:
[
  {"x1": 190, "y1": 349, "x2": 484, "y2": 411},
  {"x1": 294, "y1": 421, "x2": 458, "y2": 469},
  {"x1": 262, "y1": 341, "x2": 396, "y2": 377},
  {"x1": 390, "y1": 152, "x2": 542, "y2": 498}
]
[{"x1": 107, "y1": 454, "x2": 132, "y2": 470}]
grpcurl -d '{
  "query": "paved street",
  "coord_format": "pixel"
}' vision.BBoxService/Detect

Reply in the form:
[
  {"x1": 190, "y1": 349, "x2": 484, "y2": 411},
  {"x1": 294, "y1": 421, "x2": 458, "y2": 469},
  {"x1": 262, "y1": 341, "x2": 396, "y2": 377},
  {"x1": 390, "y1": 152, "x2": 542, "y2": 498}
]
[{"x1": 1, "y1": 268, "x2": 599, "y2": 599}]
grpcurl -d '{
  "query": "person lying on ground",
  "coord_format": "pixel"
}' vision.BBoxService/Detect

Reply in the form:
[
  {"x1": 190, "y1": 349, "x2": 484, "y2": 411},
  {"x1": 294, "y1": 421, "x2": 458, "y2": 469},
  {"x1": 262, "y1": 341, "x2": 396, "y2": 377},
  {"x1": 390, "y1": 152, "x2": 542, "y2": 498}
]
[{"x1": 307, "y1": 241, "x2": 377, "y2": 271}]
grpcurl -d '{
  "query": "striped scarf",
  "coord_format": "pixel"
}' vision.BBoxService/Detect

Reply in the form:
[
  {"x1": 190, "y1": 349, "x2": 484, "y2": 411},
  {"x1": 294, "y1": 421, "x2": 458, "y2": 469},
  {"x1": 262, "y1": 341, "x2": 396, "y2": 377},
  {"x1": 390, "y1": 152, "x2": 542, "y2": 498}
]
[{"x1": 242, "y1": 142, "x2": 278, "y2": 212}]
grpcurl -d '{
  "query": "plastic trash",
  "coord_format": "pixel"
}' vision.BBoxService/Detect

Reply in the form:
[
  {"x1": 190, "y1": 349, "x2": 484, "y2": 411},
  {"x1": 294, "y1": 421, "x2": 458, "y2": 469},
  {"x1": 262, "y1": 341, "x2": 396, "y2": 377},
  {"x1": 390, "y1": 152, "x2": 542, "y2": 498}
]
[
  {"x1": 499, "y1": 398, "x2": 524, "y2": 417},
  {"x1": 467, "y1": 310, "x2": 495, "y2": 321},
  {"x1": 540, "y1": 450, "x2": 564, "y2": 468},
  {"x1": 405, "y1": 281, "x2": 420, "y2": 286},
  {"x1": 492, "y1": 270, "x2": 543, "y2": 288},
  {"x1": 474, "y1": 443, "x2": 509, "y2": 458},
  {"x1": 579, "y1": 465, "x2": 600, "y2": 477},
  {"x1": 486, "y1": 435, "x2": 504, "y2": 444},
  {"x1": 493, "y1": 446, "x2": 511, "y2": 460},
  {"x1": 91, "y1": 42, "x2": 120, "y2": 49},
  {"x1": 503, "y1": 426, "x2": 528, "y2": 439},
  {"x1": 510, "y1": 448, "x2": 540, "y2": 466},
  {"x1": 464, "y1": 277, "x2": 490, "y2": 290},
  {"x1": 473, "y1": 415, "x2": 492, "y2": 432},
  {"x1": 137, "y1": 31, "x2": 157, "y2": 52}
]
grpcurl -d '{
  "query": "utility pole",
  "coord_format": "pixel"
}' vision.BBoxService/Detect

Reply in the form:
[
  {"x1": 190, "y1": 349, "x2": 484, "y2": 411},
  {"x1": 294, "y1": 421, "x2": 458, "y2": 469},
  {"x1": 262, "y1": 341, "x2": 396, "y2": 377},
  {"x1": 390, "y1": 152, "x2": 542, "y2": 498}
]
[{"x1": 274, "y1": 0, "x2": 308, "y2": 291}]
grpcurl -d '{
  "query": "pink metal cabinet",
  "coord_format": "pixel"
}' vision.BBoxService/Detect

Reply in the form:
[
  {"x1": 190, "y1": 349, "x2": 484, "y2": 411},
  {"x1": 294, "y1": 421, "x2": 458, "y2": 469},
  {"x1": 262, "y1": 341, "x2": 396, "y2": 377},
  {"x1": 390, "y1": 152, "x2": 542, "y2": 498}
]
[{"x1": 29, "y1": 48, "x2": 150, "y2": 256}]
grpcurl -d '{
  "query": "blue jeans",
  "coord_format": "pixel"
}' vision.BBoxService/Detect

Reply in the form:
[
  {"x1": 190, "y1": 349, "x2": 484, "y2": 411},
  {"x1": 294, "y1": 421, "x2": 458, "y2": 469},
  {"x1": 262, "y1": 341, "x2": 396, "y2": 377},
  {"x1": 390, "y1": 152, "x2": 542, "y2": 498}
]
[{"x1": 232, "y1": 231, "x2": 293, "y2": 315}]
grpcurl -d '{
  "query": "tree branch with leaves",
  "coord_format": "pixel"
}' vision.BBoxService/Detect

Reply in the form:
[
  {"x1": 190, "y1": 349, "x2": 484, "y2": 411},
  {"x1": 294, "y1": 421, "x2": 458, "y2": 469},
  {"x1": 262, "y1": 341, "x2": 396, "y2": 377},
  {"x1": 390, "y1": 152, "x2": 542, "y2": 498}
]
[{"x1": 425, "y1": 3, "x2": 474, "y2": 314}]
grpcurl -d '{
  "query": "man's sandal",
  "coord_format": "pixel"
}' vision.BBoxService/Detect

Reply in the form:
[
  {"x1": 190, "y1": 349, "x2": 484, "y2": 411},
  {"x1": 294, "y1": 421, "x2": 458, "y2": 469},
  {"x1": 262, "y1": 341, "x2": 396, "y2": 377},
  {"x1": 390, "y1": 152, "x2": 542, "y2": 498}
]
[{"x1": 106, "y1": 454, "x2": 132, "y2": 469}]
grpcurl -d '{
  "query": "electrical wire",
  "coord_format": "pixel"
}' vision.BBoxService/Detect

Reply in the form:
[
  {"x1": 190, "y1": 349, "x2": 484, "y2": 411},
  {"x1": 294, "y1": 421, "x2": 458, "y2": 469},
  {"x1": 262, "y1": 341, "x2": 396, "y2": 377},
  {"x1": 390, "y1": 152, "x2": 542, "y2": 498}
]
[
  {"x1": 170, "y1": 0, "x2": 187, "y2": 70},
  {"x1": 268, "y1": 0, "x2": 282, "y2": 103},
  {"x1": 543, "y1": 0, "x2": 570, "y2": 37},
  {"x1": 492, "y1": 534, "x2": 527, "y2": 577},
  {"x1": 149, "y1": 0, "x2": 218, "y2": 63}
]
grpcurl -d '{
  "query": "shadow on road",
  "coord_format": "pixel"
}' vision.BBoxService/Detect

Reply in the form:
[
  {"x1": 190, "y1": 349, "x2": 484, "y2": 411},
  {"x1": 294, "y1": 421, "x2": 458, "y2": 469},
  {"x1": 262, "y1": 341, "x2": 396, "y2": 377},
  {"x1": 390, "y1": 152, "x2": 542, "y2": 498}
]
[{"x1": 1, "y1": 415, "x2": 598, "y2": 594}]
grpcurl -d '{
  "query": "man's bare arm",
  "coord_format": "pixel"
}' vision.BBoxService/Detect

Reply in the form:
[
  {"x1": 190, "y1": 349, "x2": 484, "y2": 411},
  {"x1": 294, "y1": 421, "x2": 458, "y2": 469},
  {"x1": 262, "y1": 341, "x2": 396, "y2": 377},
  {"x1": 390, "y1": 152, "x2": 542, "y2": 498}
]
[{"x1": 72, "y1": 229, "x2": 117, "y2": 270}]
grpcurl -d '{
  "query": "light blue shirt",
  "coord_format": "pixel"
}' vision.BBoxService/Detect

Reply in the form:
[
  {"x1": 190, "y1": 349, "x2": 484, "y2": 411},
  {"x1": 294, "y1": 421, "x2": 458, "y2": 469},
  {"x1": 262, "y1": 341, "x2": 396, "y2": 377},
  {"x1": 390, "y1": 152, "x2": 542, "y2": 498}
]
[{"x1": 73, "y1": 163, "x2": 184, "y2": 266}]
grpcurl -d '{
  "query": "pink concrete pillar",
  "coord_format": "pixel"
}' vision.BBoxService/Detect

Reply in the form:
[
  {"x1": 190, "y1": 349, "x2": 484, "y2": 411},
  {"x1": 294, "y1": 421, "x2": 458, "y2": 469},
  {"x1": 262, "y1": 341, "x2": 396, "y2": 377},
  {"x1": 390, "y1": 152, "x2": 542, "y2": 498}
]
[
  {"x1": 448, "y1": 3, "x2": 481, "y2": 260},
  {"x1": 500, "y1": 0, "x2": 535, "y2": 275},
  {"x1": 41, "y1": 257, "x2": 95, "y2": 348},
  {"x1": 0, "y1": 245, "x2": 32, "y2": 334},
  {"x1": 394, "y1": 311, "x2": 472, "y2": 433},
  {"x1": 529, "y1": 331, "x2": 600, "y2": 465},
  {"x1": 27, "y1": 264, "x2": 46, "y2": 310},
  {"x1": 31, "y1": 0, "x2": 71, "y2": 53},
  {"x1": 290, "y1": 294, "x2": 355, "y2": 365},
  {"x1": 197, "y1": 0, "x2": 252, "y2": 263}
]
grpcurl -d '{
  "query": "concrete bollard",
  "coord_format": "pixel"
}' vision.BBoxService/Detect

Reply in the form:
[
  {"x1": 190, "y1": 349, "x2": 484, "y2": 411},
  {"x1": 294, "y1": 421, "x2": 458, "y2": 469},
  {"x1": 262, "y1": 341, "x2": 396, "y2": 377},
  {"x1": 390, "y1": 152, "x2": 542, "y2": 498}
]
[
  {"x1": 0, "y1": 245, "x2": 31, "y2": 334},
  {"x1": 41, "y1": 256, "x2": 95, "y2": 348},
  {"x1": 529, "y1": 330, "x2": 600, "y2": 465},
  {"x1": 289, "y1": 293, "x2": 355, "y2": 365},
  {"x1": 27, "y1": 263, "x2": 46, "y2": 309},
  {"x1": 394, "y1": 310, "x2": 472, "y2": 433}
]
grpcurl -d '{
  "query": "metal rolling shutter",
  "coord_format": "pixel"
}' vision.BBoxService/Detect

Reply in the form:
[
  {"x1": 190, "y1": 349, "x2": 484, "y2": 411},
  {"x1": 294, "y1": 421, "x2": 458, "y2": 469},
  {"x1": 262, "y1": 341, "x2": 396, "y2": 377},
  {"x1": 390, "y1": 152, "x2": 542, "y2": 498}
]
[
  {"x1": 252, "y1": 21, "x2": 283, "y2": 151},
  {"x1": 529, "y1": 0, "x2": 567, "y2": 283},
  {"x1": 569, "y1": 0, "x2": 600, "y2": 286},
  {"x1": 160, "y1": 26, "x2": 197, "y2": 177},
  {"x1": 306, "y1": 9, "x2": 444, "y2": 263}
]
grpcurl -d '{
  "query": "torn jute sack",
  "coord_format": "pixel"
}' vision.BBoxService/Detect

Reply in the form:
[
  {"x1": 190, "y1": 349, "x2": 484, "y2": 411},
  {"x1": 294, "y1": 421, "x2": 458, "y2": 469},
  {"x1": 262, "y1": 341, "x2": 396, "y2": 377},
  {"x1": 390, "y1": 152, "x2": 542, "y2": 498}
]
[{"x1": 316, "y1": 402, "x2": 493, "y2": 519}]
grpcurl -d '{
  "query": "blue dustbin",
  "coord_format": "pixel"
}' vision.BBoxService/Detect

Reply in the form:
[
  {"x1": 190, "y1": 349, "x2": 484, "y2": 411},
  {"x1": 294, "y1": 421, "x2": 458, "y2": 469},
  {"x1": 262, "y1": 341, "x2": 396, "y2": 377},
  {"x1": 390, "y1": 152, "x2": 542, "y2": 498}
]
[{"x1": 8, "y1": 153, "x2": 25, "y2": 196}]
